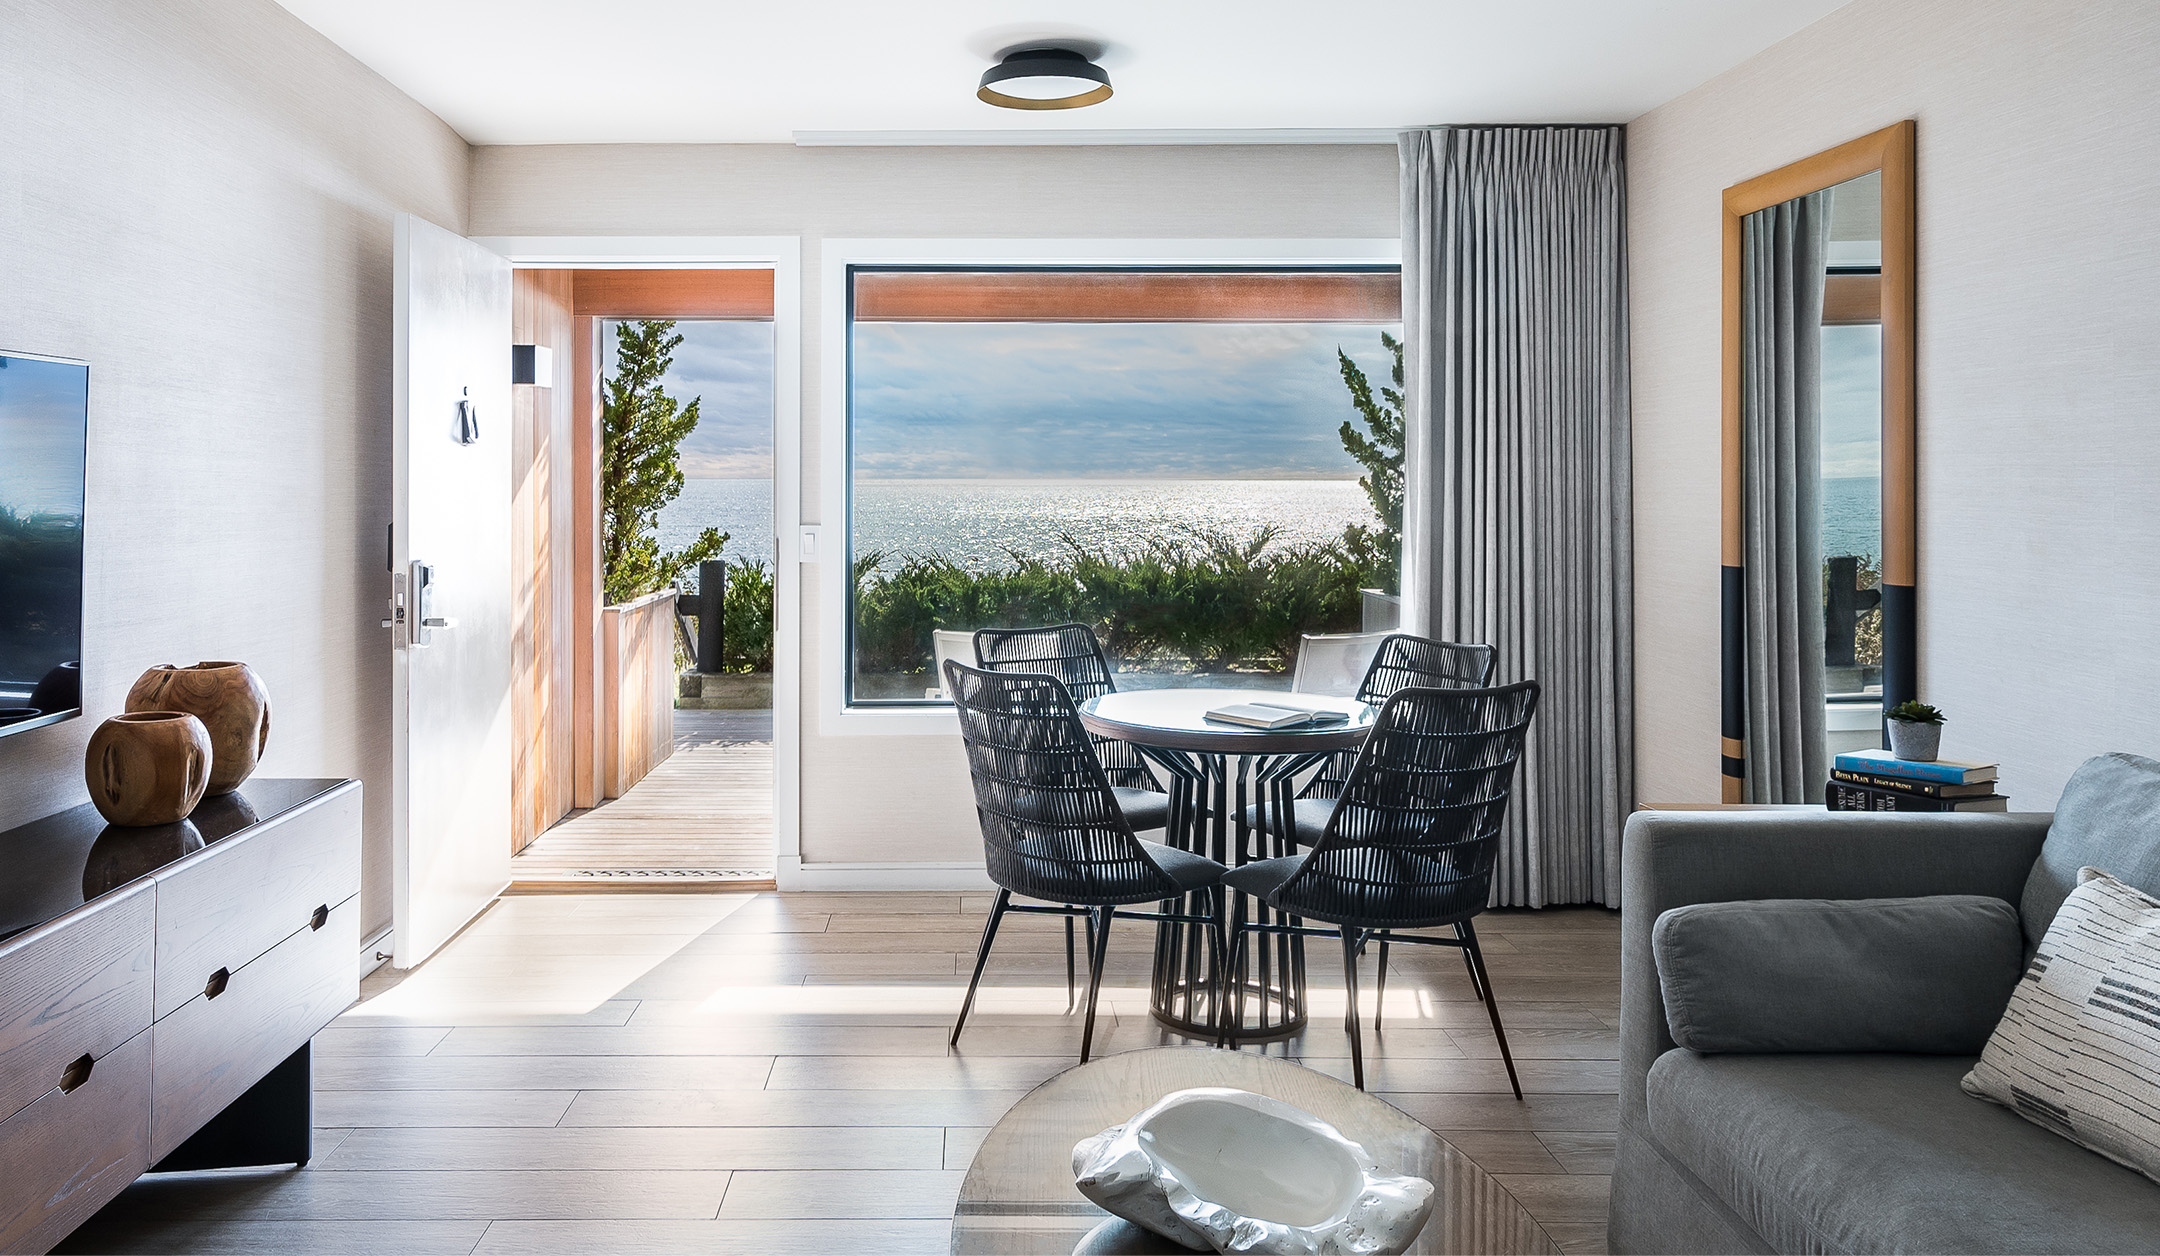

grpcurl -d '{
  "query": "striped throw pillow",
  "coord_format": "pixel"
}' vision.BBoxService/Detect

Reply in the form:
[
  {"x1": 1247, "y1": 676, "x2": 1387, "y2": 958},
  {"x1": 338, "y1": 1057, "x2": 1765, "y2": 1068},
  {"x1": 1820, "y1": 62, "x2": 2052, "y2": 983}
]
[{"x1": 1963, "y1": 866, "x2": 2160, "y2": 1183}]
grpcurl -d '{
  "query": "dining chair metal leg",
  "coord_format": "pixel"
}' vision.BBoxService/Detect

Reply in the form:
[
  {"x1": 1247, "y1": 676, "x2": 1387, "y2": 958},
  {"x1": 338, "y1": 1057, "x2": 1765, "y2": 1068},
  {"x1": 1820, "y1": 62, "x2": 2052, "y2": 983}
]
[
  {"x1": 952, "y1": 888, "x2": 1011, "y2": 1047},
  {"x1": 1064, "y1": 914, "x2": 1077, "y2": 1011},
  {"x1": 1454, "y1": 920, "x2": 1487, "y2": 1002},
  {"x1": 1341, "y1": 927, "x2": 1366, "y2": 1091},
  {"x1": 1206, "y1": 886, "x2": 1231, "y2": 1043},
  {"x1": 1374, "y1": 937, "x2": 1394, "y2": 1030},
  {"x1": 1461, "y1": 921, "x2": 1522, "y2": 1099},
  {"x1": 1220, "y1": 925, "x2": 1249, "y2": 1050},
  {"x1": 1079, "y1": 904, "x2": 1117, "y2": 1063}
]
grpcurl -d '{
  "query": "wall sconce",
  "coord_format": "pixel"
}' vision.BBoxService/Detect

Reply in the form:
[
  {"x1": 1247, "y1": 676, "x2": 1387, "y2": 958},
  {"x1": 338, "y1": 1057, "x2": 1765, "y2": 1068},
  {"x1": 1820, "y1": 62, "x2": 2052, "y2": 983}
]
[{"x1": 511, "y1": 344, "x2": 553, "y2": 387}]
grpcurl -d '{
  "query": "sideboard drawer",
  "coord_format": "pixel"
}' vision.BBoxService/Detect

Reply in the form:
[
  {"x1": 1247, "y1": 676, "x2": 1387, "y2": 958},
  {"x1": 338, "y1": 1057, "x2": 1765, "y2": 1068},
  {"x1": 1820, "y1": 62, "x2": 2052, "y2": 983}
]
[
  {"x1": 150, "y1": 894, "x2": 357, "y2": 1161},
  {"x1": 0, "y1": 1028, "x2": 150, "y2": 1254},
  {"x1": 0, "y1": 881, "x2": 154, "y2": 1128},
  {"x1": 152, "y1": 782, "x2": 360, "y2": 1020}
]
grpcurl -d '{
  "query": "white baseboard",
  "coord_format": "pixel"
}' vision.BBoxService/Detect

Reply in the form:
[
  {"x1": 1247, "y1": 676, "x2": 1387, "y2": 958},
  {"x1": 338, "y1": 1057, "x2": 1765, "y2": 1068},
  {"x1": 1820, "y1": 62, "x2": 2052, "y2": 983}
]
[{"x1": 776, "y1": 856, "x2": 993, "y2": 892}]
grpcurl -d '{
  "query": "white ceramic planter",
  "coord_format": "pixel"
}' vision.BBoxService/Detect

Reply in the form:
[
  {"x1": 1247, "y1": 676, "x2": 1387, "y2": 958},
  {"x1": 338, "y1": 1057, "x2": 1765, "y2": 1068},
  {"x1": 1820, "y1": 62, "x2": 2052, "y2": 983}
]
[{"x1": 1071, "y1": 1087, "x2": 1435, "y2": 1255}]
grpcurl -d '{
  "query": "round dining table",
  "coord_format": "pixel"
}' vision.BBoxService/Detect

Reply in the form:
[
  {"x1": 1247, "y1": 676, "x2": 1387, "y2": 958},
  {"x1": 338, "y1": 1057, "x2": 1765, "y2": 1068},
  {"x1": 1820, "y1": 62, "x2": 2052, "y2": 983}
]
[{"x1": 1077, "y1": 687, "x2": 1378, "y2": 1041}]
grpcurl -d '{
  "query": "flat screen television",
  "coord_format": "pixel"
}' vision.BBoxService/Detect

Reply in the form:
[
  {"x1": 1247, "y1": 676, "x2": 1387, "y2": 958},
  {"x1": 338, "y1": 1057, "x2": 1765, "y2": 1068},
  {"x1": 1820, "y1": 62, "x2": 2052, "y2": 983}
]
[{"x1": 0, "y1": 351, "x2": 87, "y2": 738}]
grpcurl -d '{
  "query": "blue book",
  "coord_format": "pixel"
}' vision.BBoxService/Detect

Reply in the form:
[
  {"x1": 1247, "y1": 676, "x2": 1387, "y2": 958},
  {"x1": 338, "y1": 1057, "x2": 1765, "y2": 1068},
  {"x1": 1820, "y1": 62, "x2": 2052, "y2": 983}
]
[{"x1": 1834, "y1": 748, "x2": 1997, "y2": 786}]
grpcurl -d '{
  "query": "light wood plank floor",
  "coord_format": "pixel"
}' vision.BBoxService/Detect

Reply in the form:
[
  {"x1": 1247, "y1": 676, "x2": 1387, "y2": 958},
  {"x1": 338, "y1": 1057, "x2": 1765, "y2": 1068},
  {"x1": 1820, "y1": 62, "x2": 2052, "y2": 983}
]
[
  {"x1": 63, "y1": 891, "x2": 1618, "y2": 1256},
  {"x1": 509, "y1": 711, "x2": 775, "y2": 885}
]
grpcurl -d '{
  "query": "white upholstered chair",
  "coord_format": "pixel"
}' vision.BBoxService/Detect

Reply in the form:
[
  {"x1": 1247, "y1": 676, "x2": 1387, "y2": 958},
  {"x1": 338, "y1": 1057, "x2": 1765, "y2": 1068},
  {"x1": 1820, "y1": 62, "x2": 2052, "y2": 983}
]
[{"x1": 1289, "y1": 631, "x2": 1390, "y2": 698}]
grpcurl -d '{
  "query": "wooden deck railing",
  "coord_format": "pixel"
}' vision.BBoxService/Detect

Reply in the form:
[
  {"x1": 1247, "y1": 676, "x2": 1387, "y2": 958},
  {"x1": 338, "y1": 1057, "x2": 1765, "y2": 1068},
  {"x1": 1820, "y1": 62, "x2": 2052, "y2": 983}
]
[{"x1": 601, "y1": 589, "x2": 676, "y2": 798}]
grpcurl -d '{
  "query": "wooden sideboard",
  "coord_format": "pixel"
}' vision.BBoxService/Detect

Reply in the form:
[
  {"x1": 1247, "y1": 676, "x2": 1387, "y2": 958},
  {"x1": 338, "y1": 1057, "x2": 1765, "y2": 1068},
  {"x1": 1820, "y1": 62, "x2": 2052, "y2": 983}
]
[{"x1": 0, "y1": 778, "x2": 361, "y2": 1253}]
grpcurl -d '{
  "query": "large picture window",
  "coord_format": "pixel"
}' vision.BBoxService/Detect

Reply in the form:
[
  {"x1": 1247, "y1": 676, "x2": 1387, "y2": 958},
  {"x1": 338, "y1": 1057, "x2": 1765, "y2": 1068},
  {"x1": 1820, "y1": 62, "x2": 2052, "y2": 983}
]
[{"x1": 844, "y1": 266, "x2": 1403, "y2": 705}]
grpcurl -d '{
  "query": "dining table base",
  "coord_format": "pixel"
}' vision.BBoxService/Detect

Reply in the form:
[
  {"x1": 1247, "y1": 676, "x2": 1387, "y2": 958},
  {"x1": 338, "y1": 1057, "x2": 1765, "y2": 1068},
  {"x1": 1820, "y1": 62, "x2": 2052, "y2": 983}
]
[{"x1": 1136, "y1": 745, "x2": 1325, "y2": 1042}]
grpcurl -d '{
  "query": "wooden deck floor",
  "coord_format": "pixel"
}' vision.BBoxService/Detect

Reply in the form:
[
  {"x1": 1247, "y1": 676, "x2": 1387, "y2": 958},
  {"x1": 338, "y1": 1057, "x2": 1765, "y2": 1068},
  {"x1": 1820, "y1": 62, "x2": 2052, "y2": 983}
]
[
  {"x1": 61, "y1": 891, "x2": 1617, "y2": 1255},
  {"x1": 510, "y1": 710, "x2": 774, "y2": 886}
]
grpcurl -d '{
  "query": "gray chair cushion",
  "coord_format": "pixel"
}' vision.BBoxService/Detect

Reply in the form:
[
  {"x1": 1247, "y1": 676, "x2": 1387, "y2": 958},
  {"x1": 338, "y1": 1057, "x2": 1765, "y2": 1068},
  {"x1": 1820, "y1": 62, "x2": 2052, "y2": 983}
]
[
  {"x1": 1136, "y1": 840, "x2": 1226, "y2": 893},
  {"x1": 1652, "y1": 896, "x2": 2023, "y2": 1054},
  {"x1": 1221, "y1": 853, "x2": 1307, "y2": 901},
  {"x1": 1238, "y1": 797, "x2": 1335, "y2": 846},
  {"x1": 1646, "y1": 1051, "x2": 2160, "y2": 1254},
  {"x1": 2023, "y1": 752, "x2": 2160, "y2": 949},
  {"x1": 1114, "y1": 788, "x2": 1171, "y2": 833}
]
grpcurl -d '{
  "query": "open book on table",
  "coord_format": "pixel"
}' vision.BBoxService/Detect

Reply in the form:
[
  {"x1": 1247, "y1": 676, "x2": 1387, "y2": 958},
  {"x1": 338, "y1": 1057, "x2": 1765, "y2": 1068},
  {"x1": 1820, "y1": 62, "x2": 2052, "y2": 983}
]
[{"x1": 1203, "y1": 700, "x2": 1351, "y2": 730}]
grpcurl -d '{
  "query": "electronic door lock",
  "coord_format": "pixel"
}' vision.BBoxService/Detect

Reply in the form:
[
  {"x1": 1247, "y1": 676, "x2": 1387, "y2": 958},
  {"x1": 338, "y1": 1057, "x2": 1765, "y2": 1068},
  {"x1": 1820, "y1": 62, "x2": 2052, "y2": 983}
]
[
  {"x1": 392, "y1": 563, "x2": 453, "y2": 647},
  {"x1": 383, "y1": 571, "x2": 409, "y2": 639}
]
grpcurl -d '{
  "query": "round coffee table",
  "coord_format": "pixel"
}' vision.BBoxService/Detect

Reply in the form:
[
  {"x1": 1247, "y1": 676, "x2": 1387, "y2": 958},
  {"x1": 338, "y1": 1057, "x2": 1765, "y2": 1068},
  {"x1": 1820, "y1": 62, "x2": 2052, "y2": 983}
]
[
  {"x1": 1079, "y1": 690, "x2": 1378, "y2": 1042},
  {"x1": 951, "y1": 1047, "x2": 1560, "y2": 1255}
]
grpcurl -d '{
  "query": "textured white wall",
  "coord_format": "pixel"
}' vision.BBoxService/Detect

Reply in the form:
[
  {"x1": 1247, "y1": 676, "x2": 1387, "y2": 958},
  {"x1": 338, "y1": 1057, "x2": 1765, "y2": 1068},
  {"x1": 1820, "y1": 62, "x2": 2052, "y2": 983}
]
[
  {"x1": 471, "y1": 143, "x2": 1398, "y2": 867},
  {"x1": 0, "y1": 0, "x2": 469, "y2": 937},
  {"x1": 1628, "y1": 0, "x2": 2160, "y2": 808}
]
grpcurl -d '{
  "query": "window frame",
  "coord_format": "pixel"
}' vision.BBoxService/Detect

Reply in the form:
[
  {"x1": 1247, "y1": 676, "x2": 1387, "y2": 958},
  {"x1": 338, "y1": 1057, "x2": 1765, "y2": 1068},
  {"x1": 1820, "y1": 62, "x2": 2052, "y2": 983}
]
[{"x1": 814, "y1": 237, "x2": 1402, "y2": 737}]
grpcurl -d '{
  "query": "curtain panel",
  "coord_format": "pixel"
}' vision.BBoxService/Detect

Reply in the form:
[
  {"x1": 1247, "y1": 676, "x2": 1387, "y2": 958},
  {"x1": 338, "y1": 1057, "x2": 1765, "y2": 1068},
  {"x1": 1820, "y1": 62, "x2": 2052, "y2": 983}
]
[
  {"x1": 1398, "y1": 125, "x2": 1633, "y2": 908},
  {"x1": 1740, "y1": 193, "x2": 1831, "y2": 803}
]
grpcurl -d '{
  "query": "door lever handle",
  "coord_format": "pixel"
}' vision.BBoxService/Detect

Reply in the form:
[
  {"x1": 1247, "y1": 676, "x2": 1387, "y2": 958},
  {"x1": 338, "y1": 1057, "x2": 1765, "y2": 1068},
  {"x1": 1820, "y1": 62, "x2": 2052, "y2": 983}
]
[{"x1": 422, "y1": 617, "x2": 457, "y2": 629}]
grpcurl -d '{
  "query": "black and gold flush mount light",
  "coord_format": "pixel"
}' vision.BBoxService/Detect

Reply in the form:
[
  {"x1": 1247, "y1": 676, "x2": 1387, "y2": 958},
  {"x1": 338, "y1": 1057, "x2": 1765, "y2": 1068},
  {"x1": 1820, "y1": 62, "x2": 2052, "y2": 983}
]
[{"x1": 978, "y1": 47, "x2": 1113, "y2": 110}]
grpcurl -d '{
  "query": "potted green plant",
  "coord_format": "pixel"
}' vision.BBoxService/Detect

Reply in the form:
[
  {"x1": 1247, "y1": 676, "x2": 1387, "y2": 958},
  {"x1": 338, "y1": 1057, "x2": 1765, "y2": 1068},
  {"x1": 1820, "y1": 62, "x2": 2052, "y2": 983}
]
[{"x1": 1885, "y1": 700, "x2": 1945, "y2": 762}]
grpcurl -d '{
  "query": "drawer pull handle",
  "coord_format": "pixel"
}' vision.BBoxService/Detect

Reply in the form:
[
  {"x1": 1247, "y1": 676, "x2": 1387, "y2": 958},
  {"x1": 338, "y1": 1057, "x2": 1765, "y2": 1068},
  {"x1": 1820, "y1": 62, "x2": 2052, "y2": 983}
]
[
  {"x1": 204, "y1": 967, "x2": 230, "y2": 999},
  {"x1": 58, "y1": 1054, "x2": 93, "y2": 1094},
  {"x1": 310, "y1": 904, "x2": 330, "y2": 931}
]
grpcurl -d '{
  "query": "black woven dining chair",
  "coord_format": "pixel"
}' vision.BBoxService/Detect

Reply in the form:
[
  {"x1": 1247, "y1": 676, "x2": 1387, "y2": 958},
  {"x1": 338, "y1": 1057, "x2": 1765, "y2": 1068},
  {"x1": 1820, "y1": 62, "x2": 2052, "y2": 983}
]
[
  {"x1": 974, "y1": 624, "x2": 1172, "y2": 825},
  {"x1": 1298, "y1": 634, "x2": 1498, "y2": 804},
  {"x1": 944, "y1": 660, "x2": 1232, "y2": 1062},
  {"x1": 1220, "y1": 681, "x2": 1541, "y2": 1093}
]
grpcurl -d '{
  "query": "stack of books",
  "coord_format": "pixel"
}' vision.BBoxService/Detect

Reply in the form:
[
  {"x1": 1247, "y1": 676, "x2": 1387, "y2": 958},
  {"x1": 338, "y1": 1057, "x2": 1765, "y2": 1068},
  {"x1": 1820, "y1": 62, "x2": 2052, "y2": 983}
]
[{"x1": 1828, "y1": 748, "x2": 2009, "y2": 812}]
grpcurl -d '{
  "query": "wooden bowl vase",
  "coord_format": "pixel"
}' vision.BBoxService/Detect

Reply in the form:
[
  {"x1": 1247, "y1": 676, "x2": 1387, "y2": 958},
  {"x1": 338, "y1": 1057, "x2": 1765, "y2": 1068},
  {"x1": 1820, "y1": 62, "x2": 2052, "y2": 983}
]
[
  {"x1": 85, "y1": 712, "x2": 213, "y2": 826},
  {"x1": 125, "y1": 661, "x2": 271, "y2": 795}
]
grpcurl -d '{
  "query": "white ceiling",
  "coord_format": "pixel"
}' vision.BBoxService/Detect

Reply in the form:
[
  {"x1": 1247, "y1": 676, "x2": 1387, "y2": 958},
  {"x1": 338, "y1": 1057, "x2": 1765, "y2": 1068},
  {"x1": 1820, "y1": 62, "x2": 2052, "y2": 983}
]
[{"x1": 272, "y1": 0, "x2": 1849, "y2": 146}]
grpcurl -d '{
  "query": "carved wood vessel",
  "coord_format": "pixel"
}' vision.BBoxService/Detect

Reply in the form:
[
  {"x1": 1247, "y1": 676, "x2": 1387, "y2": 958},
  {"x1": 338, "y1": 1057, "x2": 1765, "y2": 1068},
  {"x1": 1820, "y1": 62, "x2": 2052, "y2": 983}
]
[
  {"x1": 84, "y1": 712, "x2": 213, "y2": 826},
  {"x1": 125, "y1": 662, "x2": 271, "y2": 794}
]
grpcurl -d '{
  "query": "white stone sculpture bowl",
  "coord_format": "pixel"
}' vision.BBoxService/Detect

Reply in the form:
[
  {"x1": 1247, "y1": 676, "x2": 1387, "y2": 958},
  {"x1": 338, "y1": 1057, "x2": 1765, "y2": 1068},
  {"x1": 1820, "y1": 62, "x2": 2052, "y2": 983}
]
[{"x1": 1071, "y1": 1086, "x2": 1435, "y2": 1255}]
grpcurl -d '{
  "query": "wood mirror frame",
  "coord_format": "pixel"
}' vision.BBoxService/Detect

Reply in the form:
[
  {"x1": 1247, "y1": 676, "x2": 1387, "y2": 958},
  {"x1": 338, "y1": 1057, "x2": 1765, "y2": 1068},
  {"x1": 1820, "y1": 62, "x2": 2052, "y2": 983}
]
[{"x1": 1720, "y1": 121, "x2": 1916, "y2": 802}]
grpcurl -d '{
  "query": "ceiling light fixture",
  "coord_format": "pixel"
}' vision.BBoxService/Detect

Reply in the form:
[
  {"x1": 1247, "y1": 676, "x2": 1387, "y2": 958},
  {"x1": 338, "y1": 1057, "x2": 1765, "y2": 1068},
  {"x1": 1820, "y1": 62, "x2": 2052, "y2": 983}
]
[{"x1": 977, "y1": 47, "x2": 1112, "y2": 111}]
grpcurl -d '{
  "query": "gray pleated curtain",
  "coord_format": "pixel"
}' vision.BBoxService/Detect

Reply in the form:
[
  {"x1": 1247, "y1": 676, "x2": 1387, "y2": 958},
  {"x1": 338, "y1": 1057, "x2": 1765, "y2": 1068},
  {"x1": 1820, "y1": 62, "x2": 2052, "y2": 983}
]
[
  {"x1": 1398, "y1": 126, "x2": 1632, "y2": 908},
  {"x1": 1740, "y1": 193, "x2": 1830, "y2": 803}
]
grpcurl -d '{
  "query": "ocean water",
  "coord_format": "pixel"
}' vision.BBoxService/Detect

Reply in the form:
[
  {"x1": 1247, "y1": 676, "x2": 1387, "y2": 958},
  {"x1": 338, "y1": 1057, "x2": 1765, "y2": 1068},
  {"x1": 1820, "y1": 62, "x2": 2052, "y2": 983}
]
[
  {"x1": 656, "y1": 475, "x2": 1872, "y2": 572},
  {"x1": 1823, "y1": 476, "x2": 1881, "y2": 563},
  {"x1": 659, "y1": 478, "x2": 1380, "y2": 571}
]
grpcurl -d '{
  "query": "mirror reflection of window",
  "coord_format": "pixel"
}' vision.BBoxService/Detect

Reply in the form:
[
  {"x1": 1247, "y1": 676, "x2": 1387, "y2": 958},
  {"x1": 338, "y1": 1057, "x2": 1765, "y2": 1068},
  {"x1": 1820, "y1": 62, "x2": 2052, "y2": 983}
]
[{"x1": 1819, "y1": 171, "x2": 1884, "y2": 761}]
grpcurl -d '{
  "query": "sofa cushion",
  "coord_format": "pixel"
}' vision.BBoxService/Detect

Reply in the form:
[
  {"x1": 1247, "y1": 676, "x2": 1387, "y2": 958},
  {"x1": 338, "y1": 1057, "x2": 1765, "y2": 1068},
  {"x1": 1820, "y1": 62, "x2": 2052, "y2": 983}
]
[
  {"x1": 2023, "y1": 752, "x2": 2160, "y2": 949},
  {"x1": 1653, "y1": 896, "x2": 2022, "y2": 1053},
  {"x1": 1646, "y1": 1051, "x2": 2160, "y2": 1254},
  {"x1": 1966, "y1": 867, "x2": 2160, "y2": 1186}
]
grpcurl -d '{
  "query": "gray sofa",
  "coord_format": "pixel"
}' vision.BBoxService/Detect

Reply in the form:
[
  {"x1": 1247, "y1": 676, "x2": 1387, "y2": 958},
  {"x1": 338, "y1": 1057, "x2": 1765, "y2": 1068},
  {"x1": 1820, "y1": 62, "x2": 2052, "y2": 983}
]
[{"x1": 1612, "y1": 752, "x2": 2160, "y2": 1254}]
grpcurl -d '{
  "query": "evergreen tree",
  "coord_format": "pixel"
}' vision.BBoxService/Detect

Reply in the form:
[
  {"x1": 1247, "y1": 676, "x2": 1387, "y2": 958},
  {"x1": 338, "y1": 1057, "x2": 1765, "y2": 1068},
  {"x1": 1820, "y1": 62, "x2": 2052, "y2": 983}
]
[
  {"x1": 1336, "y1": 331, "x2": 1405, "y2": 589},
  {"x1": 601, "y1": 320, "x2": 727, "y2": 605}
]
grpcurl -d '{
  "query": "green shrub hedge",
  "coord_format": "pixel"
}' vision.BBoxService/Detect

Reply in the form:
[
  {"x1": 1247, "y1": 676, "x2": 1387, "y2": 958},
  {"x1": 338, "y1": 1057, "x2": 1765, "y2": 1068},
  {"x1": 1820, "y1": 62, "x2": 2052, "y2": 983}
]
[
  {"x1": 854, "y1": 527, "x2": 1390, "y2": 677},
  {"x1": 693, "y1": 527, "x2": 1391, "y2": 677}
]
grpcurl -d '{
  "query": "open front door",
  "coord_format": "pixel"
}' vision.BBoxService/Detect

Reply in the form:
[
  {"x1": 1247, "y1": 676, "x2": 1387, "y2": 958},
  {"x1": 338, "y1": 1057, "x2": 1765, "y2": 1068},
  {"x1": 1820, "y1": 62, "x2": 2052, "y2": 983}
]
[{"x1": 391, "y1": 214, "x2": 513, "y2": 967}]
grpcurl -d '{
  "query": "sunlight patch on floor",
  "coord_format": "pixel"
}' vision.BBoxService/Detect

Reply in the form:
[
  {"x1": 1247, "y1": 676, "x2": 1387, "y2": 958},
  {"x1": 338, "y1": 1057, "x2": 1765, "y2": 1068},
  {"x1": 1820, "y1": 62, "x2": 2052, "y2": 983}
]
[{"x1": 348, "y1": 893, "x2": 759, "y2": 1018}]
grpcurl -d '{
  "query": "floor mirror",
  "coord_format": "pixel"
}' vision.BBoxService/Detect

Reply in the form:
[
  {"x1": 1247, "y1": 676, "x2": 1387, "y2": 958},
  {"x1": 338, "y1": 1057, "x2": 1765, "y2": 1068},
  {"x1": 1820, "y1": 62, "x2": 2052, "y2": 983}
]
[{"x1": 1720, "y1": 121, "x2": 1916, "y2": 804}]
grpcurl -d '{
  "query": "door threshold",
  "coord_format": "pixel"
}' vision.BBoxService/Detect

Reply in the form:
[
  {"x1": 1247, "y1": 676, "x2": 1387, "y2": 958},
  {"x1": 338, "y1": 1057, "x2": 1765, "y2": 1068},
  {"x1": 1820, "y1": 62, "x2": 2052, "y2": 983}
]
[{"x1": 507, "y1": 876, "x2": 777, "y2": 895}]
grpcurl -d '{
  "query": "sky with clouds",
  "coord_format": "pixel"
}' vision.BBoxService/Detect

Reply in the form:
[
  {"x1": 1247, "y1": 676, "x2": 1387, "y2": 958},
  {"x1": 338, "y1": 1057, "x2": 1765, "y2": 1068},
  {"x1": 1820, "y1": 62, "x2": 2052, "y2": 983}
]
[
  {"x1": 852, "y1": 322, "x2": 1399, "y2": 480},
  {"x1": 1820, "y1": 324, "x2": 1881, "y2": 481},
  {"x1": 619, "y1": 318, "x2": 1401, "y2": 481},
  {"x1": 611, "y1": 320, "x2": 778, "y2": 479}
]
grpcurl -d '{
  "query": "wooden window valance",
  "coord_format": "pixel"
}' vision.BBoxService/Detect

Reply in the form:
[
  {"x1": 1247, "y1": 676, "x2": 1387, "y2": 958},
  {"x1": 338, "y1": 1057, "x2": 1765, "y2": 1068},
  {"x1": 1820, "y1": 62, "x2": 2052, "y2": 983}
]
[
  {"x1": 851, "y1": 270, "x2": 1401, "y2": 323},
  {"x1": 569, "y1": 269, "x2": 773, "y2": 319}
]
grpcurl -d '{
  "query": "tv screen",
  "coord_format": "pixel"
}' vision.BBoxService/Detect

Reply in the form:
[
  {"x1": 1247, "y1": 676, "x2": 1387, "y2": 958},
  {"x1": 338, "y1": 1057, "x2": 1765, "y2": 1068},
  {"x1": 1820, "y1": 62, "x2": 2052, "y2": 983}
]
[{"x1": 0, "y1": 352, "x2": 87, "y2": 738}]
